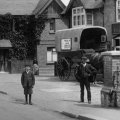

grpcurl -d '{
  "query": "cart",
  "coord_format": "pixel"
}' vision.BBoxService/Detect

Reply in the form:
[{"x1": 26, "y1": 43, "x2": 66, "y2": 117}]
[{"x1": 55, "y1": 26, "x2": 107, "y2": 81}]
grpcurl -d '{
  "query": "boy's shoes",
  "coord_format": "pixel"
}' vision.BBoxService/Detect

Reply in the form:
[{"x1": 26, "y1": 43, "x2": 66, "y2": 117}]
[
  {"x1": 24, "y1": 102, "x2": 28, "y2": 105},
  {"x1": 29, "y1": 102, "x2": 33, "y2": 105},
  {"x1": 79, "y1": 100, "x2": 84, "y2": 103},
  {"x1": 88, "y1": 100, "x2": 91, "y2": 104}
]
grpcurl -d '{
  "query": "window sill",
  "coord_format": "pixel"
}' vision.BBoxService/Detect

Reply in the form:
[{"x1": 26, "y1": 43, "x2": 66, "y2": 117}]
[
  {"x1": 47, "y1": 62, "x2": 55, "y2": 65},
  {"x1": 49, "y1": 30, "x2": 55, "y2": 34}
]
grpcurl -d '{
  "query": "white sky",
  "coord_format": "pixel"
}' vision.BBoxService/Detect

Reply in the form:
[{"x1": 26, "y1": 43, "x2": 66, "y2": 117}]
[{"x1": 61, "y1": 0, "x2": 70, "y2": 6}]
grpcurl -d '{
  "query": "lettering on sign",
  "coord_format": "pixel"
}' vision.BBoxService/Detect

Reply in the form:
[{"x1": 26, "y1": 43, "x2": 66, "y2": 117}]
[{"x1": 61, "y1": 39, "x2": 71, "y2": 50}]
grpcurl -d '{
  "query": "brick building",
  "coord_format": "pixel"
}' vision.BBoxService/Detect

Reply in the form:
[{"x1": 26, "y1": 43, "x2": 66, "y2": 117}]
[
  {"x1": 32, "y1": 0, "x2": 69, "y2": 68},
  {"x1": 32, "y1": 0, "x2": 120, "y2": 71},
  {"x1": 62, "y1": 0, "x2": 120, "y2": 49},
  {"x1": 104, "y1": 0, "x2": 120, "y2": 48},
  {"x1": 60, "y1": 0, "x2": 108, "y2": 51}
]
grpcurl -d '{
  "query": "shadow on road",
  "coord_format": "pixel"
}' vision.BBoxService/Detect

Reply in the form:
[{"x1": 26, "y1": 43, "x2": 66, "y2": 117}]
[
  {"x1": 37, "y1": 77, "x2": 77, "y2": 83},
  {"x1": 12, "y1": 98, "x2": 25, "y2": 105}
]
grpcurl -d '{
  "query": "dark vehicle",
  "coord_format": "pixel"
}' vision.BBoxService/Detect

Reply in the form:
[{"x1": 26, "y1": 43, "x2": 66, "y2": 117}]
[{"x1": 55, "y1": 26, "x2": 107, "y2": 81}]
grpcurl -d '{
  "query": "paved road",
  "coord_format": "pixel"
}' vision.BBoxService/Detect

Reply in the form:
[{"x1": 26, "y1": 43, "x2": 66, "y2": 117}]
[
  {"x1": 0, "y1": 74, "x2": 78, "y2": 120},
  {"x1": 0, "y1": 74, "x2": 119, "y2": 120}
]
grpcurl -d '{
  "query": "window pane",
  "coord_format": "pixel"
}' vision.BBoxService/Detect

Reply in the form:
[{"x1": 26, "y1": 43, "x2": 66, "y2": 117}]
[
  {"x1": 77, "y1": 8, "x2": 80, "y2": 14},
  {"x1": 82, "y1": 15, "x2": 85, "y2": 25},
  {"x1": 47, "y1": 51, "x2": 52, "y2": 62},
  {"x1": 47, "y1": 47, "x2": 57, "y2": 62},
  {"x1": 74, "y1": 16, "x2": 76, "y2": 26},
  {"x1": 81, "y1": 8, "x2": 84, "y2": 13},
  {"x1": 118, "y1": 9, "x2": 120, "y2": 14},
  {"x1": 50, "y1": 19, "x2": 55, "y2": 31},
  {"x1": 73, "y1": 9, "x2": 76, "y2": 14},
  {"x1": 53, "y1": 52, "x2": 57, "y2": 61},
  {"x1": 78, "y1": 16, "x2": 80, "y2": 25}
]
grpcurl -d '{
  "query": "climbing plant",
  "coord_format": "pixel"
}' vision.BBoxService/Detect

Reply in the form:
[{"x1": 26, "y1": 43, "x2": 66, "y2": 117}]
[{"x1": 0, "y1": 13, "x2": 47, "y2": 60}]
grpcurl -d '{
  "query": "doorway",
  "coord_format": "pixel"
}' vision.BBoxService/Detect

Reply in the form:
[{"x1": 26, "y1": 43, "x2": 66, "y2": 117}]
[{"x1": 0, "y1": 49, "x2": 9, "y2": 72}]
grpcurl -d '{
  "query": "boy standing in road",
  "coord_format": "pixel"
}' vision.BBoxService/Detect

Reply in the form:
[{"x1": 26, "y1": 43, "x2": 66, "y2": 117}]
[{"x1": 21, "y1": 65, "x2": 35, "y2": 105}]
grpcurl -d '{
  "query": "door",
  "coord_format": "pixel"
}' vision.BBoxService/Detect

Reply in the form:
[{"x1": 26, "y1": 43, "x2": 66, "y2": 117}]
[{"x1": 0, "y1": 49, "x2": 9, "y2": 72}]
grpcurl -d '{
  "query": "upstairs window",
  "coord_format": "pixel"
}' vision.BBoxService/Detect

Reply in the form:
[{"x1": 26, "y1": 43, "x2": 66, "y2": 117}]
[
  {"x1": 72, "y1": 7, "x2": 93, "y2": 27},
  {"x1": 116, "y1": 0, "x2": 120, "y2": 22},
  {"x1": 49, "y1": 18, "x2": 55, "y2": 33},
  {"x1": 72, "y1": 7, "x2": 86, "y2": 27}
]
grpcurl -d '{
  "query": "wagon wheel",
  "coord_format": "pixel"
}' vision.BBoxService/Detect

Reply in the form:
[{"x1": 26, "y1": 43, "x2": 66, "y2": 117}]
[{"x1": 57, "y1": 57, "x2": 71, "y2": 81}]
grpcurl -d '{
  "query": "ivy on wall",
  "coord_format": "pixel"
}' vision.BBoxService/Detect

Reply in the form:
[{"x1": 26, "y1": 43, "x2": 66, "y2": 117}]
[{"x1": 0, "y1": 13, "x2": 47, "y2": 60}]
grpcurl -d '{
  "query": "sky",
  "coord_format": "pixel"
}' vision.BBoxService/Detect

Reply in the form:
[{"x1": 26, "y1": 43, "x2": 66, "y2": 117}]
[{"x1": 61, "y1": 0, "x2": 70, "y2": 6}]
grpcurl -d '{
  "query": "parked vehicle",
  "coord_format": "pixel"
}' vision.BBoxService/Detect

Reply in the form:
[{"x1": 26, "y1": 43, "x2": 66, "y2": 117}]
[{"x1": 55, "y1": 26, "x2": 107, "y2": 81}]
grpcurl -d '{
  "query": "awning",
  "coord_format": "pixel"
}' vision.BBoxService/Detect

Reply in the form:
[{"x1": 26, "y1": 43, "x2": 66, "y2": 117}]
[{"x1": 0, "y1": 39, "x2": 12, "y2": 48}]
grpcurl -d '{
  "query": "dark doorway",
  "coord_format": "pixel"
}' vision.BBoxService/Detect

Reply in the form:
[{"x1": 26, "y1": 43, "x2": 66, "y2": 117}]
[{"x1": 0, "y1": 49, "x2": 9, "y2": 72}]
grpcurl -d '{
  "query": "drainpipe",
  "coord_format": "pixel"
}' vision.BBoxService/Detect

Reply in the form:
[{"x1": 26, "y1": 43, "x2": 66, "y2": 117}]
[{"x1": 101, "y1": 0, "x2": 105, "y2": 27}]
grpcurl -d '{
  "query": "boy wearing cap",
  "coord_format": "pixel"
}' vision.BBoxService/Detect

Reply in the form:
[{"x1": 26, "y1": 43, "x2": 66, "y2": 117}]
[
  {"x1": 78, "y1": 56, "x2": 97, "y2": 104},
  {"x1": 21, "y1": 65, "x2": 35, "y2": 105}
]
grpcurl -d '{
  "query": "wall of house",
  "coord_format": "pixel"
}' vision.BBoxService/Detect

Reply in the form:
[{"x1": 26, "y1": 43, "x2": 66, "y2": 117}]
[
  {"x1": 36, "y1": 0, "x2": 69, "y2": 67},
  {"x1": 104, "y1": 0, "x2": 116, "y2": 43},
  {"x1": 37, "y1": 18, "x2": 68, "y2": 67},
  {"x1": 93, "y1": 9, "x2": 104, "y2": 27},
  {"x1": 37, "y1": 42, "x2": 55, "y2": 67}
]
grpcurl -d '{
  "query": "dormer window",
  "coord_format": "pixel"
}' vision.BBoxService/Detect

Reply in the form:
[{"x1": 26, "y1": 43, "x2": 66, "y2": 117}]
[{"x1": 72, "y1": 7, "x2": 93, "y2": 27}]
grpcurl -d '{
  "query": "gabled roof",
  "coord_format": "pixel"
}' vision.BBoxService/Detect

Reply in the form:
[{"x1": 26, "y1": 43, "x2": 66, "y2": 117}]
[
  {"x1": 62, "y1": 0, "x2": 103, "y2": 14},
  {"x1": 0, "y1": 0, "x2": 39, "y2": 15},
  {"x1": 81, "y1": 0, "x2": 103, "y2": 9},
  {"x1": 32, "y1": 0, "x2": 66, "y2": 15}
]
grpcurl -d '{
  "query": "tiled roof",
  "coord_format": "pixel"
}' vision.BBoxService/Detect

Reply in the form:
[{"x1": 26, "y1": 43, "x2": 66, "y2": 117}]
[
  {"x1": 32, "y1": 0, "x2": 50, "y2": 15},
  {"x1": 62, "y1": 0, "x2": 103, "y2": 14},
  {"x1": 0, "y1": 0, "x2": 39, "y2": 15},
  {"x1": 32, "y1": 0, "x2": 66, "y2": 15},
  {"x1": 81, "y1": 0, "x2": 103, "y2": 9}
]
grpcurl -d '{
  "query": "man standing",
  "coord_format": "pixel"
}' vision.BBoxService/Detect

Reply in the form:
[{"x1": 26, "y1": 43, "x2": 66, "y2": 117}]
[
  {"x1": 21, "y1": 65, "x2": 35, "y2": 105},
  {"x1": 78, "y1": 56, "x2": 97, "y2": 104}
]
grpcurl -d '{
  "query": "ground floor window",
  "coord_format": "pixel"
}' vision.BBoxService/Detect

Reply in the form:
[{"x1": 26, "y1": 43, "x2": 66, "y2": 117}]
[
  {"x1": 115, "y1": 39, "x2": 120, "y2": 46},
  {"x1": 47, "y1": 47, "x2": 57, "y2": 63}
]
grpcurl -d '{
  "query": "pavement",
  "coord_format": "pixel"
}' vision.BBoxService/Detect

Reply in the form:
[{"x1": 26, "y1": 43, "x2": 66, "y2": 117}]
[
  {"x1": 0, "y1": 74, "x2": 119, "y2": 120},
  {"x1": 57, "y1": 83, "x2": 120, "y2": 120}
]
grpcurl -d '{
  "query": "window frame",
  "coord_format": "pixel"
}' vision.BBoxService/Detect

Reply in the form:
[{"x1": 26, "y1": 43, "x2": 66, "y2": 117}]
[
  {"x1": 49, "y1": 18, "x2": 55, "y2": 33},
  {"x1": 72, "y1": 7, "x2": 86, "y2": 27},
  {"x1": 116, "y1": 0, "x2": 120, "y2": 22},
  {"x1": 72, "y1": 7, "x2": 93, "y2": 27},
  {"x1": 47, "y1": 47, "x2": 57, "y2": 64}
]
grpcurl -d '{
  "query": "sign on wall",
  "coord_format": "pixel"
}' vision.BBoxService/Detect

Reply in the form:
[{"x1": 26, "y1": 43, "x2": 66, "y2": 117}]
[{"x1": 61, "y1": 39, "x2": 71, "y2": 50}]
